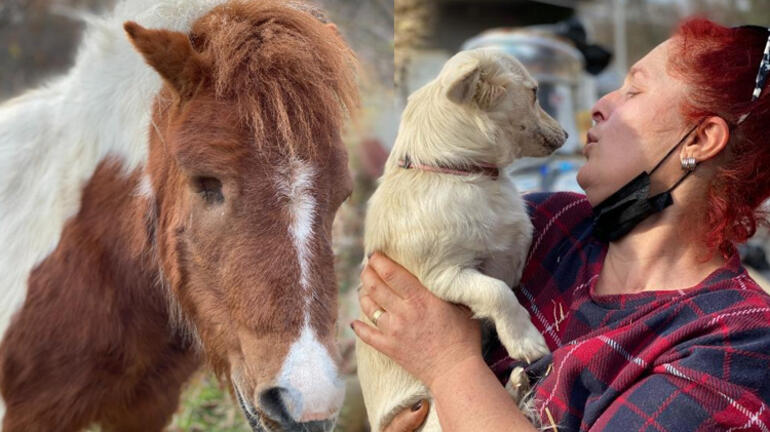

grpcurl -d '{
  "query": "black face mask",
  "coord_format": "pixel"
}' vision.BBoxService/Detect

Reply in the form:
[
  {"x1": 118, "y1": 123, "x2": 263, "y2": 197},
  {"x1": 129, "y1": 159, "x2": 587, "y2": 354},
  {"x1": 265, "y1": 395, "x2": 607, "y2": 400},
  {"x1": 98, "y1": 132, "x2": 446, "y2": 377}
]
[{"x1": 592, "y1": 123, "x2": 700, "y2": 242}]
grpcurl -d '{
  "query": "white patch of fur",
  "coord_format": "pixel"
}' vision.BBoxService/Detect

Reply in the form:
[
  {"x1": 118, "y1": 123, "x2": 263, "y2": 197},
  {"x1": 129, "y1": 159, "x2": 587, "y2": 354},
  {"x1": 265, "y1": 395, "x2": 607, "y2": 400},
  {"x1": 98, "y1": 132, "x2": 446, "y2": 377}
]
[
  {"x1": 276, "y1": 158, "x2": 317, "y2": 292},
  {"x1": 356, "y1": 48, "x2": 567, "y2": 431},
  {"x1": 275, "y1": 321, "x2": 345, "y2": 422},
  {"x1": 0, "y1": 0, "x2": 232, "y2": 420},
  {"x1": 274, "y1": 158, "x2": 346, "y2": 422},
  {"x1": 134, "y1": 174, "x2": 154, "y2": 198}
]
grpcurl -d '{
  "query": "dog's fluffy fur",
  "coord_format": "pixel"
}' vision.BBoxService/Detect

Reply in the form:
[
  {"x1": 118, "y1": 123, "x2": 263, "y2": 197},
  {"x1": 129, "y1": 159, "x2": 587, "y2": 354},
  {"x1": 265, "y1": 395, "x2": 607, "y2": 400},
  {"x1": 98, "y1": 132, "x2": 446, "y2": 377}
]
[{"x1": 356, "y1": 48, "x2": 567, "y2": 431}]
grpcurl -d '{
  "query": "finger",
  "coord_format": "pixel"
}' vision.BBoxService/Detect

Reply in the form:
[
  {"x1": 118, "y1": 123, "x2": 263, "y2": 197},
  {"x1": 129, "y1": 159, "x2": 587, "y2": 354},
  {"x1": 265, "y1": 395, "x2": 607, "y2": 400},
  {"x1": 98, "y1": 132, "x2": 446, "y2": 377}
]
[
  {"x1": 384, "y1": 400, "x2": 430, "y2": 432},
  {"x1": 360, "y1": 265, "x2": 404, "y2": 314},
  {"x1": 359, "y1": 295, "x2": 391, "y2": 330},
  {"x1": 351, "y1": 319, "x2": 390, "y2": 355},
  {"x1": 368, "y1": 252, "x2": 424, "y2": 299}
]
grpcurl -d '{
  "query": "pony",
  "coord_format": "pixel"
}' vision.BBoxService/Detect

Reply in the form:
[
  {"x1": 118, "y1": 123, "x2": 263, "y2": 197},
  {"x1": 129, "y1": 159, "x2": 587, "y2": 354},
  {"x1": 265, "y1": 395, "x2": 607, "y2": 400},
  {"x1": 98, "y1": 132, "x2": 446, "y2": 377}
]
[{"x1": 0, "y1": 0, "x2": 358, "y2": 431}]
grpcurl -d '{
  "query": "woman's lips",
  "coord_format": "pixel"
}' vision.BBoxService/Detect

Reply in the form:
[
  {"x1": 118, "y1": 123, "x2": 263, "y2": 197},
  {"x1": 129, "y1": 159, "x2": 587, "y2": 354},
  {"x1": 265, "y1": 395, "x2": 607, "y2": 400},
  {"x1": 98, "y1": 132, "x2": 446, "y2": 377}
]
[{"x1": 584, "y1": 132, "x2": 598, "y2": 157}]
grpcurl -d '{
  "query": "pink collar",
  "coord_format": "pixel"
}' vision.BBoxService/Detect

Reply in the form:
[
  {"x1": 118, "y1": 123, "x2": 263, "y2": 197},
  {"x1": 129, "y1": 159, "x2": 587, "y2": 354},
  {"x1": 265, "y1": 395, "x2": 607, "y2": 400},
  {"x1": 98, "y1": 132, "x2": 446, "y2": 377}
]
[{"x1": 397, "y1": 156, "x2": 500, "y2": 180}]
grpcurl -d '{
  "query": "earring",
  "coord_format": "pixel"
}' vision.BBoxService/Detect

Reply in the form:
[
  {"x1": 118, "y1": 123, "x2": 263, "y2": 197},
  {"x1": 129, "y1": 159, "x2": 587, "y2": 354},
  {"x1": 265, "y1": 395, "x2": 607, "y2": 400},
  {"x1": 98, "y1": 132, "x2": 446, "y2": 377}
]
[{"x1": 681, "y1": 156, "x2": 697, "y2": 171}]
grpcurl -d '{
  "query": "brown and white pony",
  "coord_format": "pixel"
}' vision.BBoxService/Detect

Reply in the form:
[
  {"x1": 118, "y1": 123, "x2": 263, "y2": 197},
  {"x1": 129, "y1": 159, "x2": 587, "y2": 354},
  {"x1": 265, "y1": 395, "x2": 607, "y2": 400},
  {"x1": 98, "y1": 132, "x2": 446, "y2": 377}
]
[{"x1": 0, "y1": 0, "x2": 358, "y2": 431}]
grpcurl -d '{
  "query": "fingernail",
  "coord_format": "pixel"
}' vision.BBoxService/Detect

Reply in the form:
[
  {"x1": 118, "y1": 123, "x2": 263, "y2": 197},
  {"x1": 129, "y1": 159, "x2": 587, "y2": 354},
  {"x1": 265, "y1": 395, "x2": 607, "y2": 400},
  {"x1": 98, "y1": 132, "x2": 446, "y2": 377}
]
[{"x1": 411, "y1": 401, "x2": 422, "y2": 411}]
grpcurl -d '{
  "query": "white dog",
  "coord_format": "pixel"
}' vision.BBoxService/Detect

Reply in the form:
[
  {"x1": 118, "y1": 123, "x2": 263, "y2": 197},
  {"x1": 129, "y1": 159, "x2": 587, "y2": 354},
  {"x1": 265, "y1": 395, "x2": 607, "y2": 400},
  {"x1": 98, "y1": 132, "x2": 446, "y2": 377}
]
[{"x1": 356, "y1": 48, "x2": 567, "y2": 431}]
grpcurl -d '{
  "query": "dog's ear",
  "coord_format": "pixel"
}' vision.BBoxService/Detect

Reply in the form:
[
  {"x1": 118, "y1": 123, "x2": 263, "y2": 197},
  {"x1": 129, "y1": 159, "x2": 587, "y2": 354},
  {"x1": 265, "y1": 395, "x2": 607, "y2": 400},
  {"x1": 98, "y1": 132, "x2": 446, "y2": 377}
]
[
  {"x1": 443, "y1": 58, "x2": 506, "y2": 109},
  {"x1": 443, "y1": 58, "x2": 481, "y2": 105}
]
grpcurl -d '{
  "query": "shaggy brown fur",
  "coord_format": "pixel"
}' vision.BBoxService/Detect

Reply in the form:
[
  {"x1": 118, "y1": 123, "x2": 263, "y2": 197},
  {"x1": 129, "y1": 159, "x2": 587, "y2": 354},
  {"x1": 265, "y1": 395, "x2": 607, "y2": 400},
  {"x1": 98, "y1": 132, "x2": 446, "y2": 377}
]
[
  {"x1": 0, "y1": 1, "x2": 357, "y2": 430},
  {"x1": 192, "y1": 0, "x2": 358, "y2": 156}
]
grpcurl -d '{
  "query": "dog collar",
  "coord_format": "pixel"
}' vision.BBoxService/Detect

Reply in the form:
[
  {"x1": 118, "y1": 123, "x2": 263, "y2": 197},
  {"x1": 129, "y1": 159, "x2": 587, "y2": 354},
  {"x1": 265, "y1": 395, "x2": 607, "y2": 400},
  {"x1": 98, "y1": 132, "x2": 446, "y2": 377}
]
[{"x1": 397, "y1": 155, "x2": 500, "y2": 180}]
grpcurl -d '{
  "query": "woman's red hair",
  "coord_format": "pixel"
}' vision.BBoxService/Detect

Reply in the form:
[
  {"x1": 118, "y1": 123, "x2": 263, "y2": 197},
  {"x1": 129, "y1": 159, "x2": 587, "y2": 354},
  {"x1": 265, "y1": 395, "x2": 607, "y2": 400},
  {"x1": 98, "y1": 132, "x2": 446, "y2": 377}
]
[{"x1": 669, "y1": 18, "x2": 770, "y2": 259}]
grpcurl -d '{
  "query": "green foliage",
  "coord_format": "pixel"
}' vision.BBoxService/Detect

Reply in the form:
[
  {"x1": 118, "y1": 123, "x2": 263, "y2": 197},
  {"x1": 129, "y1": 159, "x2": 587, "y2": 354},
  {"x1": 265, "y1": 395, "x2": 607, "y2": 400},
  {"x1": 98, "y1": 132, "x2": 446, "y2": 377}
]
[{"x1": 169, "y1": 374, "x2": 251, "y2": 432}]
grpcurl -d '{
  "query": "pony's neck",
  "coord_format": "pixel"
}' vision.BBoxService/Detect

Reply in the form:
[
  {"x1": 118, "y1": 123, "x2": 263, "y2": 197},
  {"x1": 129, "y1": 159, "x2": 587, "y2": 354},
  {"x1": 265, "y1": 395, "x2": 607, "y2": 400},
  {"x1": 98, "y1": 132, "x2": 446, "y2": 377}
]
[
  {"x1": 2, "y1": 156, "x2": 203, "y2": 404},
  {"x1": 74, "y1": 159, "x2": 159, "y2": 284},
  {"x1": 44, "y1": 158, "x2": 196, "y2": 346},
  {"x1": 0, "y1": 0, "x2": 233, "y2": 340}
]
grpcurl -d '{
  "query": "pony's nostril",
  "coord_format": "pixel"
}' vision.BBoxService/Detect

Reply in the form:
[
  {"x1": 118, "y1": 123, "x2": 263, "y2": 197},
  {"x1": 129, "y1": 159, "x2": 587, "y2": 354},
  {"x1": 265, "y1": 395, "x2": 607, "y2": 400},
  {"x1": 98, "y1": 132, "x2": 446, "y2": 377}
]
[
  {"x1": 253, "y1": 386, "x2": 337, "y2": 431},
  {"x1": 258, "y1": 386, "x2": 294, "y2": 424}
]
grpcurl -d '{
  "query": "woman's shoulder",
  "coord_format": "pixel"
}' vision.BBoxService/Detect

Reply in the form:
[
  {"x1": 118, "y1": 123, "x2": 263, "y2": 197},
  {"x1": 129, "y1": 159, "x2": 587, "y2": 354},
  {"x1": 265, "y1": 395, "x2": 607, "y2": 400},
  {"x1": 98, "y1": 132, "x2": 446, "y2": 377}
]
[
  {"x1": 690, "y1": 270, "x2": 770, "y2": 325},
  {"x1": 668, "y1": 268, "x2": 770, "y2": 363},
  {"x1": 662, "y1": 274, "x2": 770, "y2": 406}
]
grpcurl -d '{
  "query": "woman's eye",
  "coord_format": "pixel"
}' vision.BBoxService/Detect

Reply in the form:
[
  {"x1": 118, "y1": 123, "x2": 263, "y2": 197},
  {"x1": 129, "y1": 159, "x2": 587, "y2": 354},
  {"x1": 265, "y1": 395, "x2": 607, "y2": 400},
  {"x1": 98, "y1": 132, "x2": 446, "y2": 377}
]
[{"x1": 192, "y1": 176, "x2": 224, "y2": 205}]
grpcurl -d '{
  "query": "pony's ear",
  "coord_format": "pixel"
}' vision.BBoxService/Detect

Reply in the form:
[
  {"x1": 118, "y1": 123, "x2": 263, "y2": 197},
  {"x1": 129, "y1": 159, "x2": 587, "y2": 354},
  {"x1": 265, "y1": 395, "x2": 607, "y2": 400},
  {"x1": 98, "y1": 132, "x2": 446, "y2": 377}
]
[{"x1": 124, "y1": 21, "x2": 206, "y2": 101}]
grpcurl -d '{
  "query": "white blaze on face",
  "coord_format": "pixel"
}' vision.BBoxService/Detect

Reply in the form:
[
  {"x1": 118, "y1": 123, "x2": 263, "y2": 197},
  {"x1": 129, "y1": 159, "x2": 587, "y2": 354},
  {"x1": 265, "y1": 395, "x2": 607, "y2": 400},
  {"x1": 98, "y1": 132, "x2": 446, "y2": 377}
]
[
  {"x1": 284, "y1": 158, "x2": 316, "y2": 291},
  {"x1": 275, "y1": 322, "x2": 345, "y2": 422},
  {"x1": 273, "y1": 157, "x2": 344, "y2": 422}
]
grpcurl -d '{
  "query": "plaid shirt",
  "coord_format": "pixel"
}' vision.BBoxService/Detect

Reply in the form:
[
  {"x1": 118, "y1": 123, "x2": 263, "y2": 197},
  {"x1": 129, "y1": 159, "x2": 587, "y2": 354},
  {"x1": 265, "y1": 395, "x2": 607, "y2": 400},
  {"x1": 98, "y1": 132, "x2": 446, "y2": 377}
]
[{"x1": 484, "y1": 191, "x2": 770, "y2": 431}]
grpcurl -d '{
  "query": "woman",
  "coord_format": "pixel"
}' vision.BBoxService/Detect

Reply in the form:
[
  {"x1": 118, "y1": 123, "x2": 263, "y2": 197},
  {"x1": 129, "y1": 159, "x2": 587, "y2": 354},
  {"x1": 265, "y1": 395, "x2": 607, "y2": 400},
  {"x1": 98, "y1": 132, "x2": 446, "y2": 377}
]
[{"x1": 352, "y1": 18, "x2": 770, "y2": 431}]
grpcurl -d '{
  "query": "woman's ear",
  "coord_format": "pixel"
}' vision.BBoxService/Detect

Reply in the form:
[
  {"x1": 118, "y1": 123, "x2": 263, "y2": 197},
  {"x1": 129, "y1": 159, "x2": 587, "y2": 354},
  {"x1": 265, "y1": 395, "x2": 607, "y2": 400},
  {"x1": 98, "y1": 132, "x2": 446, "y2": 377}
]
[{"x1": 686, "y1": 116, "x2": 730, "y2": 163}]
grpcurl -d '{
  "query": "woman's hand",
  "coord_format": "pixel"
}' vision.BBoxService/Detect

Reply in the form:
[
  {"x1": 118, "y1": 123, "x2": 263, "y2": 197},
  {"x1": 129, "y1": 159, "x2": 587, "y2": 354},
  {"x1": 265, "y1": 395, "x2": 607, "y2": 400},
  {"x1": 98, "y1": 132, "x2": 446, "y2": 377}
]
[{"x1": 351, "y1": 252, "x2": 482, "y2": 390}]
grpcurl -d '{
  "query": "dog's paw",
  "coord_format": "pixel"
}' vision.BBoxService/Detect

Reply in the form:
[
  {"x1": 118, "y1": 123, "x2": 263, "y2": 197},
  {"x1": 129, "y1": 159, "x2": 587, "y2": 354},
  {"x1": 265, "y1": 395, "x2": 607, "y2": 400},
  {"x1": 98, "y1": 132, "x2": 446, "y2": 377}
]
[
  {"x1": 505, "y1": 366, "x2": 531, "y2": 403},
  {"x1": 498, "y1": 322, "x2": 549, "y2": 364}
]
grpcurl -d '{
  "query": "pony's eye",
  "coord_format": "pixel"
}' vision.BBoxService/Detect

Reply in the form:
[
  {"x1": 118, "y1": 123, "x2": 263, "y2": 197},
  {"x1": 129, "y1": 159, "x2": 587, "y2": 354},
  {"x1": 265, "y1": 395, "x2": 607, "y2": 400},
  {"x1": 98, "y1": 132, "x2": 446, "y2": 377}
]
[{"x1": 192, "y1": 176, "x2": 224, "y2": 205}]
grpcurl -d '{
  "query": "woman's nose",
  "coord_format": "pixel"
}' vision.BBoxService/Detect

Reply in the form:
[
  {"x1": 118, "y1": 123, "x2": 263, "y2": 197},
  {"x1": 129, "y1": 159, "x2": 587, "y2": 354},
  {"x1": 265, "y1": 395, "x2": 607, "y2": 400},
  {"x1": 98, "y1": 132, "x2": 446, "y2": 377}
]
[
  {"x1": 591, "y1": 109, "x2": 604, "y2": 125},
  {"x1": 590, "y1": 91, "x2": 614, "y2": 124}
]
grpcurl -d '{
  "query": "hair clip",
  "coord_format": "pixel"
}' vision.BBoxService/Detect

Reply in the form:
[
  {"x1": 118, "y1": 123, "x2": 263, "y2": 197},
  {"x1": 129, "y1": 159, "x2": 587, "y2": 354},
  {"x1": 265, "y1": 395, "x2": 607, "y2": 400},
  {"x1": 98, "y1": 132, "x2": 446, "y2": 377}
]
[
  {"x1": 750, "y1": 29, "x2": 770, "y2": 102},
  {"x1": 737, "y1": 27, "x2": 770, "y2": 124}
]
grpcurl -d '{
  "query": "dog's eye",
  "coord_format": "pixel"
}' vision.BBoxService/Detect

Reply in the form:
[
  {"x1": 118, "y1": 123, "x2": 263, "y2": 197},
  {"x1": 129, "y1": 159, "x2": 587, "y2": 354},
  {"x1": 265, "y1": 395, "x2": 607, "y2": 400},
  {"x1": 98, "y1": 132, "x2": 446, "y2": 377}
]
[
  {"x1": 532, "y1": 87, "x2": 538, "y2": 101},
  {"x1": 192, "y1": 176, "x2": 224, "y2": 205}
]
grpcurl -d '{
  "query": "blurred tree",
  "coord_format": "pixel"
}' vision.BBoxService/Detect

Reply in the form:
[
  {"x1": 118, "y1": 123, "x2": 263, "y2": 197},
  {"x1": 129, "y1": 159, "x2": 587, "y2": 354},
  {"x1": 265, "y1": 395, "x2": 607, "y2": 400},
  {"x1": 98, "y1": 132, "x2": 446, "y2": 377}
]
[{"x1": 0, "y1": 0, "x2": 116, "y2": 100}]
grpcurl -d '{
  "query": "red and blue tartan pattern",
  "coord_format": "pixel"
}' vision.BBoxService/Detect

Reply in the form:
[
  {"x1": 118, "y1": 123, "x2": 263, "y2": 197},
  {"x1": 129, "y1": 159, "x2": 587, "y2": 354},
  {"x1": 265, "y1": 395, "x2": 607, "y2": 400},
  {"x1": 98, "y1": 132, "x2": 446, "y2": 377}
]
[{"x1": 484, "y1": 191, "x2": 770, "y2": 431}]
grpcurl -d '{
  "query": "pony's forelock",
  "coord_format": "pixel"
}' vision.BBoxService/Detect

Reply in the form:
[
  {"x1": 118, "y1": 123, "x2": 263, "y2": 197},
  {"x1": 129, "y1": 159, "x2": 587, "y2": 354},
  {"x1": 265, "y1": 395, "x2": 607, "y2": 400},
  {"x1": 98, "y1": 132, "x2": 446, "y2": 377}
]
[{"x1": 192, "y1": 0, "x2": 359, "y2": 157}]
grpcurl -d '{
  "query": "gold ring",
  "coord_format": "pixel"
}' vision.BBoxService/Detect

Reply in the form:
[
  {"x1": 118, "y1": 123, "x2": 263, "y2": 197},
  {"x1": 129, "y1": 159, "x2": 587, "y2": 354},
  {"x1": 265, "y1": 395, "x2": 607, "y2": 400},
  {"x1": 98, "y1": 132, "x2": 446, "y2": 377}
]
[{"x1": 371, "y1": 308, "x2": 385, "y2": 326}]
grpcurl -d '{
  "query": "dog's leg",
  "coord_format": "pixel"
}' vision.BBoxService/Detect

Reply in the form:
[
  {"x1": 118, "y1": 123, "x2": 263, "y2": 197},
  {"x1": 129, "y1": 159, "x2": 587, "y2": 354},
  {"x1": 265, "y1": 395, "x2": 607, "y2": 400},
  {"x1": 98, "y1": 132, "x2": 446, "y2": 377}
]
[
  {"x1": 430, "y1": 268, "x2": 548, "y2": 363},
  {"x1": 480, "y1": 223, "x2": 532, "y2": 289}
]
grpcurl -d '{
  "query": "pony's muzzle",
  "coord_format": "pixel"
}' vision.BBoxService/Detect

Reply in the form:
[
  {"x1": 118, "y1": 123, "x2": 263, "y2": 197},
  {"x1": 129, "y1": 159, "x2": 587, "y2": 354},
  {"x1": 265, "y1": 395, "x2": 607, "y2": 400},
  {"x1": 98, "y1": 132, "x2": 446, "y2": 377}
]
[
  {"x1": 235, "y1": 383, "x2": 337, "y2": 432},
  {"x1": 258, "y1": 386, "x2": 338, "y2": 428},
  {"x1": 233, "y1": 323, "x2": 345, "y2": 429}
]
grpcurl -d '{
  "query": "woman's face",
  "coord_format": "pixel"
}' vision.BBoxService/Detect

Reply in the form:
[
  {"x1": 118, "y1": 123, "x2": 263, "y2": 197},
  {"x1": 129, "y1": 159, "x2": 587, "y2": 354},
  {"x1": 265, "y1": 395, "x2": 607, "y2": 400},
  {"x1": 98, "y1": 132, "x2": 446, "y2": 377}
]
[{"x1": 577, "y1": 38, "x2": 692, "y2": 206}]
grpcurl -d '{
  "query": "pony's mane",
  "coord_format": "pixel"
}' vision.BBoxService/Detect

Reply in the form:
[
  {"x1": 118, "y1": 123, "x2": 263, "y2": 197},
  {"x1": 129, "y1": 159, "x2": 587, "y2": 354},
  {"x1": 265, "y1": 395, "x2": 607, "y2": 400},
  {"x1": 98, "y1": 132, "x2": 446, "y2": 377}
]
[{"x1": 191, "y1": 0, "x2": 358, "y2": 156}]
